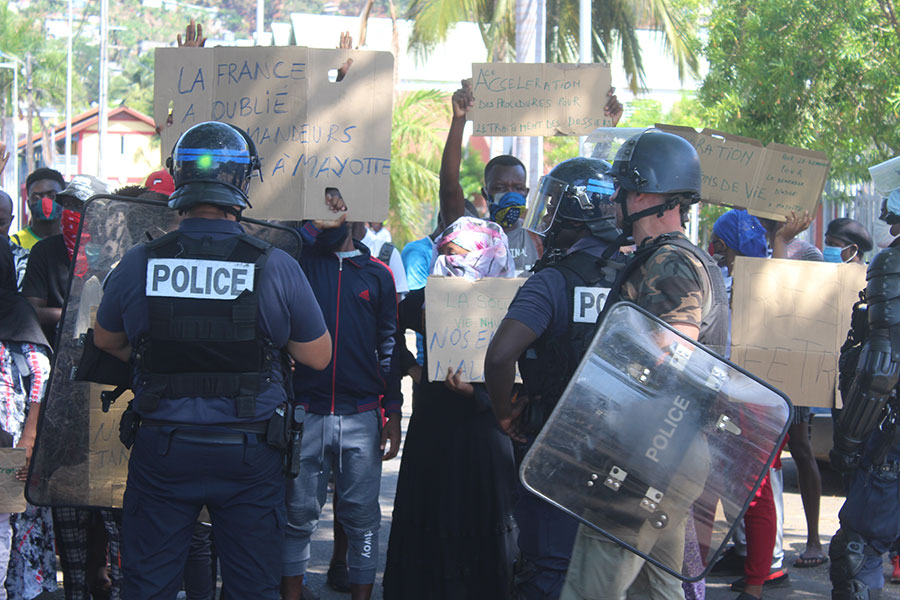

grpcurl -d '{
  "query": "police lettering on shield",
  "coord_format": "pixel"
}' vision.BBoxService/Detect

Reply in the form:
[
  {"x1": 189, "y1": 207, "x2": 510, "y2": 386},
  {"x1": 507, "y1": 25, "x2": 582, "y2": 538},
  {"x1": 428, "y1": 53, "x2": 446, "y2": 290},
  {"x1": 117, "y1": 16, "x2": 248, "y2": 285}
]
[
  {"x1": 146, "y1": 258, "x2": 255, "y2": 300},
  {"x1": 572, "y1": 286, "x2": 610, "y2": 323}
]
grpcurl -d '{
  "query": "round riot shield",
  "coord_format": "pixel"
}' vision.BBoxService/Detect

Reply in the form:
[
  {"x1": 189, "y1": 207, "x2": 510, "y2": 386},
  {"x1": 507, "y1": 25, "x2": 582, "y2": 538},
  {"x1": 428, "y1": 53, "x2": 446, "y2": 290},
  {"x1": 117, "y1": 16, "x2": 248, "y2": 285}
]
[
  {"x1": 26, "y1": 195, "x2": 303, "y2": 508},
  {"x1": 519, "y1": 302, "x2": 792, "y2": 582}
]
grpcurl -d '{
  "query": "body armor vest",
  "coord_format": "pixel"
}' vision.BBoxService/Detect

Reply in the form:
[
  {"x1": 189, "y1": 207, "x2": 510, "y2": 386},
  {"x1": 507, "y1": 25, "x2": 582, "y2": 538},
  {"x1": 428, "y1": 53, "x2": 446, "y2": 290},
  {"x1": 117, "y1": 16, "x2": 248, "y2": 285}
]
[
  {"x1": 605, "y1": 234, "x2": 729, "y2": 355},
  {"x1": 134, "y1": 230, "x2": 285, "y2": 418},
  {"x1": 517, "y1": 248, "x2": 620, "y2": 436}
]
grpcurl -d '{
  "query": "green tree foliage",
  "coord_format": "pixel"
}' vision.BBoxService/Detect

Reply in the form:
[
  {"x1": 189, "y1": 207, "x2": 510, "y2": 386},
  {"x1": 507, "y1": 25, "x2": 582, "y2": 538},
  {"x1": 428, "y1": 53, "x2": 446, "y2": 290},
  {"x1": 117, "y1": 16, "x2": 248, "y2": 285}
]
[
  {"x1": 699, "y1": 0, "x2": 900, "y2": 182},
  {"x1": 0, "y1": 5, "x2": 70, "y2": 110},
  {"x1": 619, "y1": 93, "x2": 702, "y2": 128},
  {"x1": 406, "y1": 0, "x2": 703, "y2": 91},
  {"x1": 110, "y1": 51, "x2": 154, "y2": 115},
  {"x1": 544, "y1": 136, "x2": 578, "y2": 171},
  {"x1": 459, "y1": 148, "x2": 486, "y2": 199},
  {"x1": 388, "y1": 89, "x2": 448, "y2": 246}
]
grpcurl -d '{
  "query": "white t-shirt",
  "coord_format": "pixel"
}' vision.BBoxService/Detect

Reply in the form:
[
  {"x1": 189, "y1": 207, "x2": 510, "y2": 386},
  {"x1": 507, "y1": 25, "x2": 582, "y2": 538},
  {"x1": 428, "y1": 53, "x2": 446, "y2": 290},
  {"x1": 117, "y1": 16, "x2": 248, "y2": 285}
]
[
  {"x1": 505, "y1": 221, "x2": 540, "y2": 276},
  {"x1": 362, "y1": 227, "x2": 393, "y2": 258},
  {"x1": 360, "y1": 232, "x2": 409, "y2": 296}
]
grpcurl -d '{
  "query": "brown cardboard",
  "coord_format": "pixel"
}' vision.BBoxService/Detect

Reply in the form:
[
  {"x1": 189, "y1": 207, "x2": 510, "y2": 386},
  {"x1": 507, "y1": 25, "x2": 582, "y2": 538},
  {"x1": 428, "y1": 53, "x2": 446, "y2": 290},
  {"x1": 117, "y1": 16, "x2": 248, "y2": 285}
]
[
  {"x1": 424, "y1": 276, "x2": 526, "y2": 382},
  {"x1": 469, "y1": 63, "x2": 613, "y2": 137},
  {"x1": 0, "y1": 448, "x2": 26, "y2": 513},
  {"x1": 655, "y1": 125, "x2": 830, "y2": 220},
  {"x1": 730, "y1": 257, "x2": 866, "y2": 408},
  {"x1": 88, "y1": 384, "x2": 131, "y2": 508},
  {"x1": 154, "y1": 47, "x2": 394, "y2": 221}
]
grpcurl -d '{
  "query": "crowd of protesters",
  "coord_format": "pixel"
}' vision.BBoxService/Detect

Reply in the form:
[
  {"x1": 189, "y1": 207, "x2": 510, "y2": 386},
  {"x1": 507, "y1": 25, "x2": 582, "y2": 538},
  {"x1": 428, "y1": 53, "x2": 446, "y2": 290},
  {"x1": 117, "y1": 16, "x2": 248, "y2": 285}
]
[{"x1": 0, "y1": 21, "x2": 894, "y2": 600}]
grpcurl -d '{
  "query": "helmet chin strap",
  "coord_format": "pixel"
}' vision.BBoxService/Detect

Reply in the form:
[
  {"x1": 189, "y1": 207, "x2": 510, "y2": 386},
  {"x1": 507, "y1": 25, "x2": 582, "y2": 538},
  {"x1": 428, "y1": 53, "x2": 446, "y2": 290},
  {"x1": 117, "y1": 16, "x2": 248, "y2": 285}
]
[
  {"x1": 603, "y1": 192, "x2": 676, "y2": 259},
  {"x1": 620, "y1": 196, "x2": 679, "y2": 235}
]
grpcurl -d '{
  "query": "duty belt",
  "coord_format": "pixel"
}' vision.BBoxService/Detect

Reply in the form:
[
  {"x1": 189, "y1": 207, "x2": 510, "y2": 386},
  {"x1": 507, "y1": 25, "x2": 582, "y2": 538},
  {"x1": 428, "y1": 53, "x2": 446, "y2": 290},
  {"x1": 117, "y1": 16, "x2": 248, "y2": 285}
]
[
  {"x1": 140, "y1": 419, "x2": 268, "y2": 444},
  {"x1": 869, "y1": 460, "x2": 900, "y2": 477}
]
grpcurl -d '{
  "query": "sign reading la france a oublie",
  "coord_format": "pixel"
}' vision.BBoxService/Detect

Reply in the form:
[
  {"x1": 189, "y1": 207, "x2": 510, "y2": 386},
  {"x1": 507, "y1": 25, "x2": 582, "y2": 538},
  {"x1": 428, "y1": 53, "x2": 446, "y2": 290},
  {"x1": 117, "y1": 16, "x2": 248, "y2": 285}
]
[{"x1": 154, "y1": 46, "x2": 394, "y2": 221}]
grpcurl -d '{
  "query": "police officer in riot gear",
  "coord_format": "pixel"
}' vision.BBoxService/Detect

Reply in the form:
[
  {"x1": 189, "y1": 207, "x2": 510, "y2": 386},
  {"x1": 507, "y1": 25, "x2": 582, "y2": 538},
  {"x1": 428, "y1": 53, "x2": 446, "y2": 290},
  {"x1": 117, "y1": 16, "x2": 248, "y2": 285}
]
[
  {"x1": 829, "y1": 193, "x2": 900, "y2": 600},
  {"x1": 485, "y1": 156, "x2": 621, "y2": 599},
  {"x1": 558, "y1": 129, "x2": 728, "y2": 599},
  {"x1": 93, "y1": 121, "x2": 332, "y2": 598}
]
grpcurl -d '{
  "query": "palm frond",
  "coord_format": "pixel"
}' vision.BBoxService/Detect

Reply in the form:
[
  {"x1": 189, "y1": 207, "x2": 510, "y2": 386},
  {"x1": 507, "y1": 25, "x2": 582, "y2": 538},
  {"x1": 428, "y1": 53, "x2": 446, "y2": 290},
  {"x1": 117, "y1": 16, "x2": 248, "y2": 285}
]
[{"x1": 388, "y1": 89, "x2": 448, "y2": 245}]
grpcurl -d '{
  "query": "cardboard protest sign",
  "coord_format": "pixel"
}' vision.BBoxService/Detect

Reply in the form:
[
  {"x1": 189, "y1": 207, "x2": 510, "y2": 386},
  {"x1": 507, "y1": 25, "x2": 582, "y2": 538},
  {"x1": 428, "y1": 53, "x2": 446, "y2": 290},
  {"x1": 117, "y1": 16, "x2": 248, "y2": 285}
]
[
  {"x1": 424, "y1": 276, "x2": 526, "y2": 382},
  {"x1": 730, "y1": 257, "x2": 866, "y2": 408},
  {"x1": 656, "y1": 125, "x2": 830, "y2": 220},
  {"x1": 468, "y1": 63, "x2": 614, "y2": 137},
  {"x1": 154, "y1": 47, "x2": 394, "y2": 221},
  {"x1": 88, "y1": 384, "x2": 131, "y2": 508},
  {"x1": 869, "y1": 155, "x2": 900, "y2": 195},
  {"x1": 0, "y1": 448, "x2": 25, "y2": 513}
]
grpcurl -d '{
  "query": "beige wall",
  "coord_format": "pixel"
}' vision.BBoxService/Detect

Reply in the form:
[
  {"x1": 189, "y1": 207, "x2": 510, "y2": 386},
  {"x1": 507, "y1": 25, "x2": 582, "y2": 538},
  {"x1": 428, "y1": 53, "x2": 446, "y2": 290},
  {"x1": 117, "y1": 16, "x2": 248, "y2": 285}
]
[{"x1": 77, "y1": 117, "x2": 160, "y2": 186}]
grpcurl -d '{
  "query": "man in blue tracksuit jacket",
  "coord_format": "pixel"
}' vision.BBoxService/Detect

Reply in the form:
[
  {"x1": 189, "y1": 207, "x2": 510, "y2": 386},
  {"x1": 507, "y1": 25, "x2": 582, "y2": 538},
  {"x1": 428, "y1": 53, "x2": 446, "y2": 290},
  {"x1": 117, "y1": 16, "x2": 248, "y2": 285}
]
[{"x1": 282, "y1": 190, "x2": 401, "y2": 600}]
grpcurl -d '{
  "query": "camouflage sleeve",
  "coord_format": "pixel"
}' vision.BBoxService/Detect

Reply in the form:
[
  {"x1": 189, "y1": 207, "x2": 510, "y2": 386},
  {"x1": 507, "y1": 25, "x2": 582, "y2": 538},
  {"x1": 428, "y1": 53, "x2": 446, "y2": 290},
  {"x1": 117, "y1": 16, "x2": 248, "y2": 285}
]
[{"x1": 631, "y1": 246, "x2": 709, "y2": 328}]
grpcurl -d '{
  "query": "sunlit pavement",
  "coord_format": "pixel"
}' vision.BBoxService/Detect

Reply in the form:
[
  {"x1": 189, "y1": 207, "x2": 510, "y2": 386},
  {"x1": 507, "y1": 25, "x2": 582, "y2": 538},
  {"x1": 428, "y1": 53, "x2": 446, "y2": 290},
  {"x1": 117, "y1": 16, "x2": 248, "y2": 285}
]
[{"x1": 34, "y1": 370, "x2": 900, "y2": 599}]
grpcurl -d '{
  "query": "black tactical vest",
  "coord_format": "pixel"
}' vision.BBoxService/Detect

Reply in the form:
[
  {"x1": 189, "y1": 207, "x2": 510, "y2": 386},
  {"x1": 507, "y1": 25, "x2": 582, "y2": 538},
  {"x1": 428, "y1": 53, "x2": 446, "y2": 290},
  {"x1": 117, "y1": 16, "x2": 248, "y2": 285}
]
[
  {"x1": 517, "y1": 249, "x2": 621, "y2": 436},
  {"x1": 134, "y1": 230, "x2": 284, "y2": 418},
  {"x1": 605, "y1": 233, "x2": 729, "y2": 355}
]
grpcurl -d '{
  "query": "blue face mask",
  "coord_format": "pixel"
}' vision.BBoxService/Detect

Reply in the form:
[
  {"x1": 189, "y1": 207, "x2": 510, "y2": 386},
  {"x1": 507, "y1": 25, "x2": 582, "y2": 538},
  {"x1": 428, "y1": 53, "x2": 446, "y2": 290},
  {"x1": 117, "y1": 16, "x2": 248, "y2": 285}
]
[
  {"x1": 823, "y1": 245, "x2": 846, "y2": 263},
  {"x1": 887, "y1": 190, "x2": 900, "y2": 221},
  {"x1": 488, "y1": 192, "x2": 527, "y2": 228}
]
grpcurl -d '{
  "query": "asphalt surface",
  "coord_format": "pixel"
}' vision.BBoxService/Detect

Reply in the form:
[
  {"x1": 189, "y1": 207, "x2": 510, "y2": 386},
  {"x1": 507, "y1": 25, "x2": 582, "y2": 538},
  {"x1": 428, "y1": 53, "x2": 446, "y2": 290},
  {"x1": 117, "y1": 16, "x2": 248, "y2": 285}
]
[{"x1": 34, "y1": 371, "x2": 900, "y2": 598}]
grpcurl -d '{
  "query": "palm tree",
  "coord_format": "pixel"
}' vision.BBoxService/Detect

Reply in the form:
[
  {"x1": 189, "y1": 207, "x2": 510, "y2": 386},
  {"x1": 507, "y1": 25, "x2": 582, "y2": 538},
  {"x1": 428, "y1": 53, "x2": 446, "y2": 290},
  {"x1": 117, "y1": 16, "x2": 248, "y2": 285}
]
[
  {"x1": 387, "y1": 89, "x2": 448, "y2": 246},
  {"x1": 0, "y1": 2, "x2": 74, "y2": 173},
  {"x1": 405, "y1": 0, "x2": 702, "y2": 92}
]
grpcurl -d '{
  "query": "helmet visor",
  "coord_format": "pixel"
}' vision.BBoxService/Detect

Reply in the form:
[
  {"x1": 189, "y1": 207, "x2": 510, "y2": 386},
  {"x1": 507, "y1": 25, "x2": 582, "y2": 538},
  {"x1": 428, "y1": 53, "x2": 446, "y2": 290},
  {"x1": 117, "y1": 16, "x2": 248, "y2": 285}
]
[
  {"x1": 581, "y1": 127, "x2": 649, "y2": 162},
  {"x1": 524, "y1": 175, "x2": 571, "y2": 235}
]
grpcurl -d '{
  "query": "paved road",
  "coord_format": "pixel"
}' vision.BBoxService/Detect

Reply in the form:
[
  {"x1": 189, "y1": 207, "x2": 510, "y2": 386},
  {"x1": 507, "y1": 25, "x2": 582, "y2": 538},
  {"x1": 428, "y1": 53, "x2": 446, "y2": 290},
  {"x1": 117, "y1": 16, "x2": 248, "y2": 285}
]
[
  {"x1": 304, "y1": 399, "x2": 900, "y2": 599},
  {"x1": 35, "y1": 375, "x2": 900, "y2": 598},
  {"x1": 705, "y1": 457, "x2": 899, "y2": 599}
]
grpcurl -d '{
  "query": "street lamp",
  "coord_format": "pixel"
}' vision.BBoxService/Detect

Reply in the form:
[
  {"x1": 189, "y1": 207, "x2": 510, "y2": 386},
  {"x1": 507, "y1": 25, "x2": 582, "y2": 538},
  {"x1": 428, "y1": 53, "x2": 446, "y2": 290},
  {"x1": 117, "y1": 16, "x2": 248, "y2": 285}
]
[{"x1": 0, "y1": 52, "x2": 23, "y2": 233}]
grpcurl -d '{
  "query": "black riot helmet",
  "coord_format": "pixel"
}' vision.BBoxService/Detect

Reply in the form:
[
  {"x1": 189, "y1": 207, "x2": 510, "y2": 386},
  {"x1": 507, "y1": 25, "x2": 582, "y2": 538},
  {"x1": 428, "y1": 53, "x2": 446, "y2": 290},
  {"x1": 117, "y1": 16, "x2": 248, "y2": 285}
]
[
  {"x1": 166, "y1": 121, "x2": 262, "y2": 215},
  {"x1": 610, "y1": 129, "x2": 702, "y2": 235},
  {"x1": 524, "y1": 157, "x2": 617, "y2": 244}
]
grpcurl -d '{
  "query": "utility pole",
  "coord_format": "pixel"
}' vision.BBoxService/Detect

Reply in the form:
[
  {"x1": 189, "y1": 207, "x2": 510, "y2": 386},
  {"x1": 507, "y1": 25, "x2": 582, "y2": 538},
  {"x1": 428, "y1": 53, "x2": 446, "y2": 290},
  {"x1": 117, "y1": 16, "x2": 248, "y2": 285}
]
[
  {"x1": 579, "y1": 0, "x2": 591, "y2": 63},
  {"x1": 65, "y1": 0, "x2": 73, "y2": 178},
  {"x1": 514, "y1": 0, "x2": 546, "y2": 186},
  {"x1": 24, "y1": 53, "x2": 33, "y2": 178},
  {"x1": 98, "y1": 0, "x2": 109, "y2": 180},
  {"x1": 579, "y1": 0, "x2": 591, "y2": 154},
  {"x1": 256, "y1": 0, "x2": 264, "y2": 44}
]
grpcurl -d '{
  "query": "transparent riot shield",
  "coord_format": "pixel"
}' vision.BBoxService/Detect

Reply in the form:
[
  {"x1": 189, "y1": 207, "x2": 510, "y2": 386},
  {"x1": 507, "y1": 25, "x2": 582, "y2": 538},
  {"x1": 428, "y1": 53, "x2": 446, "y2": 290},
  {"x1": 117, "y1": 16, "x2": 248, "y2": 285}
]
[
  {"x1": 519, "y1": 302, "x2": 792, "y2": 581},
  {"x1": 26, "y1": 196, "x2": 303, "y2": 508}
]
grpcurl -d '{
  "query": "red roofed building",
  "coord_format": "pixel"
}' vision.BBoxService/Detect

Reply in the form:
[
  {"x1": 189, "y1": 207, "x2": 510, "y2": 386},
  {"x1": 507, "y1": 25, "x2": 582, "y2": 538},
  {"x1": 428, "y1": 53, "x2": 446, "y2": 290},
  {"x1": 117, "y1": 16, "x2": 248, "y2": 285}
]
[{"x1": 17, "y1": 105, "x2": 161, "y2": 195}]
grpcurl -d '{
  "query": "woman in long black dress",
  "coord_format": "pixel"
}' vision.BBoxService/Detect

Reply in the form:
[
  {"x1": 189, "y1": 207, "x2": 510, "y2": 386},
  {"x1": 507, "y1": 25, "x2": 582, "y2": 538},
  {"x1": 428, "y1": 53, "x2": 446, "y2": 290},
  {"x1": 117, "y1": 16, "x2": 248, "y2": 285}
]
[{"x1": 383, "y1": 217, "x2": 519, "y2": 600}]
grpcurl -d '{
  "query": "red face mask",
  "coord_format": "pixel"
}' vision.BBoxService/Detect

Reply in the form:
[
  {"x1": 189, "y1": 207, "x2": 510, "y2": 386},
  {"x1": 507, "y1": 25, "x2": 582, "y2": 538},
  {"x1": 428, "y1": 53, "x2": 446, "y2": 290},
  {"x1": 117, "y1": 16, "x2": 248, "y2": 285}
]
[
  {"x1": 62, "y1": 209, "x2": 91, "y2": 276},
  {"x1": 62, "y1": 209, "x2": 81, "y2": 258}
]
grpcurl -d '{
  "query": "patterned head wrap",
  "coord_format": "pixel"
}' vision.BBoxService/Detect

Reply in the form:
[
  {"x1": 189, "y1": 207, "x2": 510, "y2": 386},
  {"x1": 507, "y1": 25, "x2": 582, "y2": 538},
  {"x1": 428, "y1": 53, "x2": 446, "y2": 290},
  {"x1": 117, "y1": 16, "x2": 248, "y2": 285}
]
[{"x1": 430, "y1": 217, "x2": 515, "y2": 281}]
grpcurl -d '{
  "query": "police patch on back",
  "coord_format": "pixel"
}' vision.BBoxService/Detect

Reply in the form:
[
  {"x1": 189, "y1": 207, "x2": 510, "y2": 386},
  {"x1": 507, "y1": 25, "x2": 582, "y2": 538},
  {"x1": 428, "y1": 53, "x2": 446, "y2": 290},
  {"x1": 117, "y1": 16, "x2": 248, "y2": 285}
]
[
  {"x1": 573, "y1": 286, "x2": 610, "y2": 323},
  {"x1": 146, "y1": 258, "x2": 254, "y2": 300}
]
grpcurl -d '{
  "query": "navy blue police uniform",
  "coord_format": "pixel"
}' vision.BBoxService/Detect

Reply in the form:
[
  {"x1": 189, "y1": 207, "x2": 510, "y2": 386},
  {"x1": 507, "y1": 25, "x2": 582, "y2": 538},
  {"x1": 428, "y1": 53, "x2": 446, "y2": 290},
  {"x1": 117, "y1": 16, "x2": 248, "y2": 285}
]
[
  {"x1": 496, "y1": 157, "x2": 621, "y2": 599},
  {"x1": 97, "y1": 217, "x2": 326, "y2": 598},
  {"x1": 830, "y1": 215, "x2": 900, "y2": 600},
  {"x1": 95, "y1": 121, "x2": 328, "y2": 599},
  {"x1": 504, "y1": 236, "x2": 619, "y2": 599}
]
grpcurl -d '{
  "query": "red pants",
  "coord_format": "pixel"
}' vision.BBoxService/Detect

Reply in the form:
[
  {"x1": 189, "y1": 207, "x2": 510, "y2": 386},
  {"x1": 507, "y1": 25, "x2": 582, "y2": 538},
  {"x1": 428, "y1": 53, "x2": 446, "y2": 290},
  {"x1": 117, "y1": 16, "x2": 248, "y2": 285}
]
[
  {"x1": 742, "y1": 474, "x2": 776, "y2": 586},
  {"x1": 741, "y1": 438, "x2": 785, "y2": 588}
]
